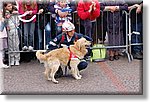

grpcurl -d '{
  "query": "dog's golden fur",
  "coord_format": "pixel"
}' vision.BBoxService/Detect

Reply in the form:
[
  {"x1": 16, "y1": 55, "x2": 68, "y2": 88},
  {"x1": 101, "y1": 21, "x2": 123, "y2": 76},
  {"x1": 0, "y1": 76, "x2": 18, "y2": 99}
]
[{"x1": 36, "y1": 38, "x2": 91, "y2": 84}]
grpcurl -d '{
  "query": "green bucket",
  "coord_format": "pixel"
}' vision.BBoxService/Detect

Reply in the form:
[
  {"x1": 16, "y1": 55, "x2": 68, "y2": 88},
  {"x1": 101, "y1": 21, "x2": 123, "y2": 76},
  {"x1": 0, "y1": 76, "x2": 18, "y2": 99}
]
[{"x1": 91, "y1": 44, "x2": 106, "y2": 62}]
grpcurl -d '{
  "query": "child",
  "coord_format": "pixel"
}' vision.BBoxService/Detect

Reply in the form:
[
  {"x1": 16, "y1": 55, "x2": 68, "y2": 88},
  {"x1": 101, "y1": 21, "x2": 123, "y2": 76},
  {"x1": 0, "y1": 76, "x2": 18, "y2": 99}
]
[
  {"x1": 18, "y1": 0, "x2": 38, "y2": 51},
  {"x1": 53, "y1": 0, "x2": 73, "y2": 35},
  {"x1": 0, "y1": 10, "x2": 9, "y2": 68},
  {"x1": 4, "y1": 2, "x2": 20, "y2": 66}
]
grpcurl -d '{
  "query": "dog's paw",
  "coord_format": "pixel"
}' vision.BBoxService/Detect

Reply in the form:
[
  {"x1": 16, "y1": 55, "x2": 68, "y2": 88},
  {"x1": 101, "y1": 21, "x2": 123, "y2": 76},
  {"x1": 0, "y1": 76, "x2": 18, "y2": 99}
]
[
  {"x1": 47, "y1": 78, "x2": 52, "y2": 81},
  {"x1": 78, "y1": 74, "x2": 82, "y2": 79},
  {"x1": 75, "y1": 76, "x2": 81, "y2": 80},
  {"x1": 52, "y1": 78, "x2": 59, "y2": 84},
  {"x1": 53, "y1": 80, "x2": 59, "y2": 84}
]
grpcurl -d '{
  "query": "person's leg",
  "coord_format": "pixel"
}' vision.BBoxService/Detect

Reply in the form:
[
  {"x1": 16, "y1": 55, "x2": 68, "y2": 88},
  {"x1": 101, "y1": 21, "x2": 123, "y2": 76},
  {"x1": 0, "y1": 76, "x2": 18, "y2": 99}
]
[
  {"x1": 23, "y1": 23, "x2": 29, "y2": 47},
  {"x1": 109, "y1": 49, "x2": 114, "y2": 61},
  {"x1": 84, "y1": 19, "x2": 92, "y2": 38},
  {"x1": 13, "y1": 29, "x2": 20, "y2": 65},
  {"x1": 37, "y1": 28, "x2": 42, "y2": 50},
  {"x1": 56, "y1": 25, "x2": 62, "y2": 36},
  {"x1": 29, "y1": 22, "x2": 35, "y2": 48},
  {"x1": 131, "y1": 23, "x2": 143, "y2": 59},
  {"x1": 91, "y1": 21, "x2": 96, "y2": 44},
  {"x1": 45, "y1": 22, "x2": 51, "y2": 48},
  {"x1": 114, "y1": 49, "x2": 119, "y2": 60},
  {"x1": 8, "y1": 31, "x2": 15, "y2": 65}
]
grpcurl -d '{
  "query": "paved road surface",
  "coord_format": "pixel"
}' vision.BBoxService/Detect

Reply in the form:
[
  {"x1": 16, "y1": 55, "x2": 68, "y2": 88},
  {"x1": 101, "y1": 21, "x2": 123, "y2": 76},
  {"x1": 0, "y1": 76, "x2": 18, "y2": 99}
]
[{"x1": 1, "y1": 57, "x2": 142, "y2": 95}]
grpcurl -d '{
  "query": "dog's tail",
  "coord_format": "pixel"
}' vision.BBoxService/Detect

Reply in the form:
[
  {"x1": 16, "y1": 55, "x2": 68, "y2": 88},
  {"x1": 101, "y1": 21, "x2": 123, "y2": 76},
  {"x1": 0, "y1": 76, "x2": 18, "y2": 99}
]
[{"x1": 36, "y1": 50, "x2": 47, "y2": 61}]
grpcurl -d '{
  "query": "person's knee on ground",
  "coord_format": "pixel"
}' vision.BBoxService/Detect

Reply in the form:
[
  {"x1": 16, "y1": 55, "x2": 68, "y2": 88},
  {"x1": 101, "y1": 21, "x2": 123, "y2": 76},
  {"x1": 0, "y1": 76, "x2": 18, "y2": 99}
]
[{"x1": 77, "y1": 61, "x2": 88, "y2": 71}]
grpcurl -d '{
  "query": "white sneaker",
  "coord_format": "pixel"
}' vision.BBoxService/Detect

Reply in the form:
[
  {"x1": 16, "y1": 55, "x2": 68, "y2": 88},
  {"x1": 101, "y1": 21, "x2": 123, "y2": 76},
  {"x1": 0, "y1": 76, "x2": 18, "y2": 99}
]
[
  {"x1": 10, "y1": 61, "x2": 14, "y2": 66},
  {"x1": 46, "y1": 45, "x2": 49, "y2": 50},
  {"x1": 15, "y1": 61, "x2": 20, "y2": 66},
  {"x1": 28, "y1": 46, "x2": 34, "y2": 51},
  {"x1": 10, "y1": 58, "x2": 14, "y2": 66},
  {"x1": 1, "y1": 64, "x2": 9, "y2": 68},
  {"x1": 22, "y1": 46, "x2": 28, "y2": 51}
]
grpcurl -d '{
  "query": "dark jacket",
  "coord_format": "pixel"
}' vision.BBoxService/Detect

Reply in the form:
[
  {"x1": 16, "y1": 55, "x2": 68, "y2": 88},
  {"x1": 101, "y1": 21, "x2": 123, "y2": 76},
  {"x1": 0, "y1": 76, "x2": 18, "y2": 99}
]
[
  {"x1": 127, "y1": 0, "x2": 143, "y2": 25},
  {"x1": 101, "y1": 0, "x2": 128, "y2": 31},
  {"x1": 37, "y1": 0, "x2": 50, "y2": 30},
  {"x1": 48, "y1": 32, "x2": 92, "y2": 50},
  {"x1": 100, "y1": 0, "x2": 128, "y2": 46}
]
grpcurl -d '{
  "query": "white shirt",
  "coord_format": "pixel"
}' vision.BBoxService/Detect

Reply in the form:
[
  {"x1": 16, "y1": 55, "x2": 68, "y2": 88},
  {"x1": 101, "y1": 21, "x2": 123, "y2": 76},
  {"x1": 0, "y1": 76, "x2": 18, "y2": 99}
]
[{"x1": 66, "y1": 35, "x2": 72, "y2": 42}]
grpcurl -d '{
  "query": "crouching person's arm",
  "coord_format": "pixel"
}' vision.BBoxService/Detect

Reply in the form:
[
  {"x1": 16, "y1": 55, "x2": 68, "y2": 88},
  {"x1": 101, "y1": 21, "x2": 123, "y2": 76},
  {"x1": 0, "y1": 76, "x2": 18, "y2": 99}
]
[
  {"x1": 48, "y1": 35, "x2": 62, "y2": 50},
  {"x1": 83, "y1": 35, "x2": 93, "y2": 42}
]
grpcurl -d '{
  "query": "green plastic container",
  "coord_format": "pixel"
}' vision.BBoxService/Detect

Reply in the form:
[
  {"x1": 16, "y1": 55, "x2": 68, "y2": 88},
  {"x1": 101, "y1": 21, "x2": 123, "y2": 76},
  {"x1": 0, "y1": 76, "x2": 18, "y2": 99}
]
[{"x1": 91, "y1": 44, "x2": 106, "y2": 62}]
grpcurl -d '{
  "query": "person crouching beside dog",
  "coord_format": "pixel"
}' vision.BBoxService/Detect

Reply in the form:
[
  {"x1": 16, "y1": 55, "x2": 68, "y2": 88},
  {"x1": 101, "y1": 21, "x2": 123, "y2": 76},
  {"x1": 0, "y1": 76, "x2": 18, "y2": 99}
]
[{"x1": 48, "y1": 21, "x2": 93, "y2": 78}]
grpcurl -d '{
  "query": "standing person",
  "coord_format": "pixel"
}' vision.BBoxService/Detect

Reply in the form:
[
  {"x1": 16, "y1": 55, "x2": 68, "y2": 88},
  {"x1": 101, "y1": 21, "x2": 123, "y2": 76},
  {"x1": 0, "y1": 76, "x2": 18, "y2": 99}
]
[
  {"x1": 48, "y1": 0, "x2": 76, "y2": 36},
  {"x1": 128, "y1": 0, "x2": 143, "y2": 60},
  {"x1": 101, "y1": 0, "x2": 128, "y2": 61},
  {"x1": 3, "y1": 2, "x2": 20, "y2": 66},
  {"x1": 48, "y1": 21, "x2": 92, "y2": 78},
  {"x1": 18, "y1": 0, "x2": 38, "y2": 51},
  {"x1": 37, "y1": 0, "x2": 51, "y2": 50},
  {"x1": 97, "y1": 1, "x2": 107, "y2": 44},
  {"x1": 77, "y1": 0, "x2": 100, "y2": 41},
  {"x1": 0, "y1": 10, "x2": 9, "y2": 68}
]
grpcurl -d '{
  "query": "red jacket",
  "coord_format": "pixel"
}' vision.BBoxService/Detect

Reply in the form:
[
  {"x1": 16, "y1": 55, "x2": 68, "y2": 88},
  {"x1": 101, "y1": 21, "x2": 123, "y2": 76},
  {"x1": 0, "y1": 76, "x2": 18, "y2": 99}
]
[{"x1": 77, "y1": 0, "x2": 100, "y2": 21}]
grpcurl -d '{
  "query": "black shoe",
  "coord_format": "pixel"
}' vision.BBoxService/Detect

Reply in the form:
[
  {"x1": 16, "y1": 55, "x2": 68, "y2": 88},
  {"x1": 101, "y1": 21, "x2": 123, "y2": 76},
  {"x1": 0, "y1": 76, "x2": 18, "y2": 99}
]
[
  {"x1": 55, "y1": 67, "x2": 63, "y2": 78},
  {"x1": 109, "y1": 56, "x2": 114, "y2": 61},
  {"x1": 114, "y1": 55, "x2": 119, "y2": 60},
  {"x1": 133, "y1": 52, "x2": 143, "y2": 60}
]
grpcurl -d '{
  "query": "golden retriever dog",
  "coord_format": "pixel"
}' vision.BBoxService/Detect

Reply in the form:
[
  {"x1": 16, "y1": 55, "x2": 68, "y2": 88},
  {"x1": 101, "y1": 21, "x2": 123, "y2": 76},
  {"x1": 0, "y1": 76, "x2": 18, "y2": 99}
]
[{"x1": 36, "y1": 38, "x2": 91, "y2": 84}]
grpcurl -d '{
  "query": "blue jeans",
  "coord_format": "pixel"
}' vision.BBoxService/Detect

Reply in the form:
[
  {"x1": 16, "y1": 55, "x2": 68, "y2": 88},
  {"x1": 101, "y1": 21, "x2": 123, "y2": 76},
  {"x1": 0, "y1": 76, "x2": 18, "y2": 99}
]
[
  {"x1": 45, "y1": 22, "x2": 51, "y2": 45},
  {"x1": 56, "y1": 25, "x2": 62, "y2": 36},
  {"x1": 0, "y1": 22, "x2": 5, "y2": 31},
  {"x1": 24, "y1": 22, "x2": 35, "y2": 47},
  {"x1": 37, "y1": 22, "x2": 51, "y2": 49},
  {"x1": 131, "y1": 23, "x2": 143, "y2": 53}
]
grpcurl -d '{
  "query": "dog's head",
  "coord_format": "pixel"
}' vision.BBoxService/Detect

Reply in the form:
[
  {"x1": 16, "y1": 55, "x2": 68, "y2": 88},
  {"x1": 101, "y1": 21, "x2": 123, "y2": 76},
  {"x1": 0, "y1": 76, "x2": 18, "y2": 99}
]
[{"x1": 75, "y1": 37, "x2": 91, "y2": 50}]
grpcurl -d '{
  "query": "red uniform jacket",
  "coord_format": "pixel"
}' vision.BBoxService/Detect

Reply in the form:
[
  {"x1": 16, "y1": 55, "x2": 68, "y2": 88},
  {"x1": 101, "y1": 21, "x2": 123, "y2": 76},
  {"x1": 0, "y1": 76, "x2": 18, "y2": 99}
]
[{"x1": 77, "y1": 0, "x2": 100, "y2": 21}]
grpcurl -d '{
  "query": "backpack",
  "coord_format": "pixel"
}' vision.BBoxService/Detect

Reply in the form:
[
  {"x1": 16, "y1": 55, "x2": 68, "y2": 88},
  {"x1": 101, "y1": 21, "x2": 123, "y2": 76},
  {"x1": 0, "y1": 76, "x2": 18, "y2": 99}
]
[{"x1": 90, "y1": 44, "x2": 106, "y2": 62}]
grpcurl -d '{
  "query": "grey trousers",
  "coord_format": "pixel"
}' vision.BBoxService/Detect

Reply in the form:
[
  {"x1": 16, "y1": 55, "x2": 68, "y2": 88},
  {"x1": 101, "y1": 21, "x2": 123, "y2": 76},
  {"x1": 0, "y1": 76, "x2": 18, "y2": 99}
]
[{"x1": 7, "y1": 28, "x2": 20, "y2": 61}]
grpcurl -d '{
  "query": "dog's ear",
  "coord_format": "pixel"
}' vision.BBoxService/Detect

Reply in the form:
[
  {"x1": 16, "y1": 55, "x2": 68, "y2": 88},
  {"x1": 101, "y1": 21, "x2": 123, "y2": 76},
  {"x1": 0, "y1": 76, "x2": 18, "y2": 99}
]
[{"x1": 75, "y1": 40, "x2": 81, "y2": 50}]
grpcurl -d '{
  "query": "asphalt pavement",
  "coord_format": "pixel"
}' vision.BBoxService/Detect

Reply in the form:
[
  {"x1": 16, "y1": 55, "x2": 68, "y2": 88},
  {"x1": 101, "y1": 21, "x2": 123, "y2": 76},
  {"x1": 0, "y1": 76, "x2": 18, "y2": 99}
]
[{"x1": 1, "y1": 56, "x2": 142, "y2": 95}]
